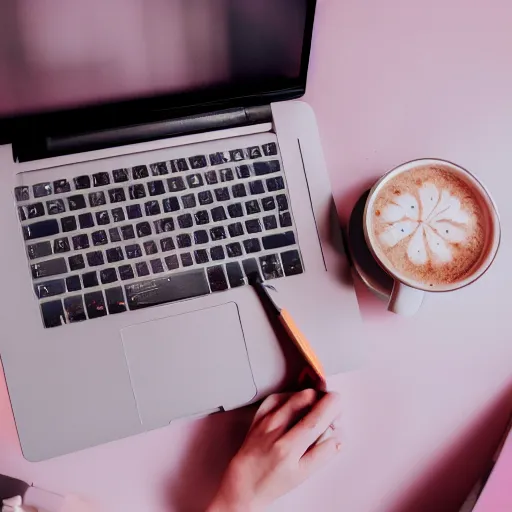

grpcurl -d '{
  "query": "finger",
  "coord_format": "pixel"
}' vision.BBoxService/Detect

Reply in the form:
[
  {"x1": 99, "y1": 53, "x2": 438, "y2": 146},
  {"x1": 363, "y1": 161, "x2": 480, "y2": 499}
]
[
  {"x1": 299, "y1": 436, "x2": 342, "y2": 477},
  {"x1": 249, "y1": 393, "x2": 292, "y2": 431},
  {"x1": 282, "y1": 392, "x2": 342, "y2": 456}
]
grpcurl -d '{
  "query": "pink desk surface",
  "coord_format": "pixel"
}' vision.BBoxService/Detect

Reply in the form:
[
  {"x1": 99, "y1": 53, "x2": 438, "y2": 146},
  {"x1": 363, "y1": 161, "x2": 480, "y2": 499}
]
[{"x1": 1, "y1": 1, "x2": 512, "y2": 511}]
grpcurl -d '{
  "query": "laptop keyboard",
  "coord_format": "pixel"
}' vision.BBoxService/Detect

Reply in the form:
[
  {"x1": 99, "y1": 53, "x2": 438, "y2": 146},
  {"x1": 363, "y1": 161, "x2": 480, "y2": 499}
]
[{"x1": 14, "y1": 140, "x2": 304, "y2": 328}]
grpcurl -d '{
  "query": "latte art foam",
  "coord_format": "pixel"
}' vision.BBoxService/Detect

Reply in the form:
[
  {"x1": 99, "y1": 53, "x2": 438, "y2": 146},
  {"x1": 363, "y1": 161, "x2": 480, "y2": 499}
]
[{"x1": 371, "y1": 165, "x2": 487, "y2": 286}]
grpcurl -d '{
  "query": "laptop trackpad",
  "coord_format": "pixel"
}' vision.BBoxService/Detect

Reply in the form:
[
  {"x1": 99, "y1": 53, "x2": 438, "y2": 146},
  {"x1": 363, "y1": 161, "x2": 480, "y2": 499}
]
[{"x1": 121, "y1": 303, "x2": 256, "y2": 430}]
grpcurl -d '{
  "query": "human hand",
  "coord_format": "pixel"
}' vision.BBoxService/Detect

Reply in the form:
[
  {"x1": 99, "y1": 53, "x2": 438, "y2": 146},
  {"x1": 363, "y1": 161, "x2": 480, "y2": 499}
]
[{"x1": 207, "y1": 390, "x2": 342, "y2": 512}]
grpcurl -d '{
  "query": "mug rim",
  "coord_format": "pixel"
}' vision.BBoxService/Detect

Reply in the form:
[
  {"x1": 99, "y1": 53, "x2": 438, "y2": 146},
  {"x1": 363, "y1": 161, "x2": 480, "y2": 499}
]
[{"x1": 363, "y1": 158, "x2": 501, "y2": 293}]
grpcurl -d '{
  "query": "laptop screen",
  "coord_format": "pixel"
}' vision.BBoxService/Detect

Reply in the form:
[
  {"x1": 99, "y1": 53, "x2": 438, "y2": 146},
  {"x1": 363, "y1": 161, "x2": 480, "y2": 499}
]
[{"x1": 0, "y1": 0, "x2": 311, "y2": 118}]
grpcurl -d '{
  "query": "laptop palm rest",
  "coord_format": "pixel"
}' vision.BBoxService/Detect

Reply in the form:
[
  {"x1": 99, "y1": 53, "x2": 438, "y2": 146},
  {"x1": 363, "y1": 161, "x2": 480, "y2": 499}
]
[{"x1": 121, "y1": 302, "x2": 256, "y2": 430}]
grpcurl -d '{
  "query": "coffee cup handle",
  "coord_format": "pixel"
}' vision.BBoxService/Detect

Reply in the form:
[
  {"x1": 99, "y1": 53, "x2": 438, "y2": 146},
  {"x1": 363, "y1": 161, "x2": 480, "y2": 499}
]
[{"x1": 388, "y1": 281, "x2": 424, "y2": 316}]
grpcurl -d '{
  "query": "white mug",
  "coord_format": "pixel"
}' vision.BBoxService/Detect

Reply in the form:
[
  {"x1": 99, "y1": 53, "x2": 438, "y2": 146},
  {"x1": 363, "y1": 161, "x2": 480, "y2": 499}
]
[{"x1": 363, "y1": 159, "x2": 501, "y2": 316}]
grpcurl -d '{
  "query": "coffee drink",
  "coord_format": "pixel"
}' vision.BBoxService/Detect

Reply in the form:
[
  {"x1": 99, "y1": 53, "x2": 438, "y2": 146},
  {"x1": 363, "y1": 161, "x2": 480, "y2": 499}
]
[{"x1": 370, "y1": 163, "x2": 488, "y2": 286}]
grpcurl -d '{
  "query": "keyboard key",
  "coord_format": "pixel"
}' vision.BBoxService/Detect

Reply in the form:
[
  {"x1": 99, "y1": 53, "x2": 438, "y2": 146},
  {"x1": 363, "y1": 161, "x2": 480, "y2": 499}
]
[
  {"x1": 113, "y1": 169, "x2": 129, "y2": 183},
  {"x1": 61, "y1": 216, "x2": 77, "y2": 232},
  {"x1": 260, "y1": 254, "x2": 284, "y2": 280},
  {"x1": 109, "y1": 188, "x2": 126, "y2": 203},
  {"x1": 145, "y1": 200, "x2": 161, "y2": 216},
  {"x1": 27, "y1": 203, "x2": 45, "y2": 219},
  {"x1": 226, "y1": 242, "x2": 242, "y2": 258},
  {"x1": 119, "y1": 264, "x2": 135, "y2": 281},
  {"x1": 281, "y1": 250, "x2": 303, "y2": 276},
  {"x1": 155, "y1": 217, "x2": 175, "y2": 233},
  {"x1": 31, "y1": 258, "x2": 67, "y2": 279},
  {"x1": 245, "y1": 219, "x2": 262, "y2": 234},
  {"x1": 177, "y1": 233, "x2": 192, "y2": 248},
  {"x1": 236, "y1": 165, "x2": 251, "y2": 179},
  {"x1": 105, "y1": 287, "x2": 127, "y2": 314},
  {"x1": 132, "y1": 165, "x2": 149, "y2": 180},
  {"x1": 47, "y1": 199, "x2": 65, "y2": 215},
  {"x1": 127, "y1": 204, "x2": 143, "y2": 219},
  {"x1": 136, "y1": 222, "x2": 152, "y2": 237},
  {"x1": 66, "y1": 275, "x2": 82, "y2": 292},
  {"x1": 220, "y1": 168, "x2": 234, "y2": 182},
  {"x1": 41, "y1": 300, "x2": 65, "y2": 328},
  {"x1": 187, "y1": 173, "x2": 204, "y2": 188},
  {"x1": 109, "y1": 227, "x2": 121, "y2": 242},
  {"x1": 74, "y1": 175, "x2": 91, "y2": 189},
  {"x1": 194, "y1": 230, "x2": 209, "y2": 245},
  {"x1": 84, "y1": 291, "x2": 107, "y2": 318},
  {"x1": 106, "y1": 247, "x2": 124, "y2": 263},
  {"x1": 242, "y1": 258, "x2": 262, "y2": 281},
  {"x1": 35, "y1": 279, "x2": 66, "y2": 299},
  {"x1": 228, "y1": 223, "x2": 244, "y2": 237},
  {"x1": 163, "y1": 197, "x2": 180, "y2": 212},
  {"x1": 23, "y1": 219, "x2": 59, "y2": 240},
  {"x1": 209, "y1": 152, "x2": 231, "y2": 165},
  {"x1": 262, "y1": 231, "x2": 295, "y2": 250},
  {"x1": 279, "y1": 212, "x2": 293, "y2": 228},
  {"x1": 249, "y1": 180, "x2": 265, "y2": 195},
  {"x1": 148, "y1": 180, "x2": 165, "y2": 196},
  {"x1": 207, "y1": 266, "x2": 228, "y2": 292},
  {"x1": 262, "y1": 142, "x2": 278, "y2": 156},
  {"x1": 198, "y1": 190, "x2": 214, "y2": 205},
  {"x1": 78, "y1": 213, "x2": 95, "y2": 229},
  {"x1": 28, "y1": 241, "x2": 52, "y2": 260},
  {"x1": 210, "y1": 246, "x2": 225, "y2": 261},
  {"x1": 263, "y1": 215, "x2": 277, "y2": 231},
  {"x1": 53, "y1": 237, "x2": 71, "y2": 253},
  {"x1": 150, "y1": 162, "x2": 169, "y2": 176},
  {"x1": 125, "y1": 268, "x2": 209, "y2": 310},
  {"x1": 69, "y1": 254, "x2": 85, "y2": 271},
  {"x1": 165, "y1": 255, "x2": 179, "y2": 270},
  {"x1": 204, "y1": 171, "x2": 218, "y2": 185},
  {"x1": 91, "y1": 230, "x2": 108, "y2": 246},
  {"x1": 129, "y1": 184, "x2": 146, "y2": 200},
  {"x1": 144, "y1": 240, "x2": 158, "y2": 255},
  {"x1": 136, "y1": 262, "x2": 150, "y2": 277},
  {"x1": 181, "y1": 253, "x2": 193, "y2": 267},
  {"x1": 194, "y1": 250, "x2": 209, "y2": 264},
  {"x1": 150, "y1": 259, "x2": 164, "y2": 274},
  {"x1": 210, "y1": 226, "x2": 226, "y2": 241},
  {"x1": 232, "y1": 184, "x2": 247, "y2": 198},
  {"x1": 112, "y1": 208, "x2": 126, "y2": 222},
  {"x1": 171, "y1": 158, "x2": 189, "y2": 172},
  {"x1": 33, "y1": 182, "x2": 52, "y2": 198},
  {"x1": 89, "y1": 191, "x2": 106, "y2": 207},
  {"x1": 228, "y1": 203, "x2": 243, "y2": 218},
  {"x1": 276, "y1": 194, "x2": 289, "y2": 211},
  {"x1": 247, "y1": 146, "x2": 262, "y2": 159},
  {"x1": 168, "y1": 177, "x2": 186, "y2": 192},
  {"x1": 182, "y1": 194, "x2": 197, "y2": 209},
  {"x1": 189, "y1": 155, "x2": 207, "y2": 169},
  {"x1": 178, "y1": 213, "x2": 193, "y2": 229},
  {"x1": 14, "y1": 186, "x2": 30, "y2": 202},
  {"x1": 254, "y1": 160, "x2": 281, "y2": 176},
  {"x1": 267, "y1": 176, "x2": 285, "y2": 191},
  {"x1": 215, "y1": 188, "x2": 230, "y2": 202},
  {"x1": 96, "y1": 210, "x2": 110, "y2": 225},
  {"x1": 230, "y1": 149, "x2": 245, "y2": 161},
  {"x1": 18, "y1": 206, "x2": 26, "y2": 221},
  {"x1": 121, "y1": 225, "x2": 136, "y2": 240},
  {"x1": 211, "y1": 206, "x2": 227, "y2": 222},
  {"x1": 160, "y1": 237, "x2": 175, "y2": 252},
  {"x1": 100, "y1": 268, "x2": 118, "y2": 284},
  {"x1": 87, "y1": 251, "x2": 105, "y2": 267},
  {"x1": 262, "y1": 197, "x2": 276, "y2": 211},
  {"x1": 194, "y1": 210, "x2": 209, "y2": 225},
  {"x1": 93, "y1": 172, "x2": 110, "y2": 187},
  {"x1": 226, "y1": 262, "x2": 245, "y2": 287},
  {"x1": 72, "y1": 234, "x2": 90, "y2": 250},
  {"x1": 126, "y1": 244, "x2": 142, "y2": 259},
  {"x1": 243, "y1": 238, "x2": 261, "y2": 254},
  {"x1": 245, "y1": 200, "x2": 261, "y2": 215},
  {"x1": 68, "y1": 195, "x2": 87, "y2": 211}
]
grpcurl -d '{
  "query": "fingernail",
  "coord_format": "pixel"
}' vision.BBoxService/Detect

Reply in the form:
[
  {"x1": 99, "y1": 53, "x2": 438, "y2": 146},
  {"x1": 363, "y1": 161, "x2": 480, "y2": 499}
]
[{"x1": 336, "y1": 442, "x2": 342, "y2": 452}]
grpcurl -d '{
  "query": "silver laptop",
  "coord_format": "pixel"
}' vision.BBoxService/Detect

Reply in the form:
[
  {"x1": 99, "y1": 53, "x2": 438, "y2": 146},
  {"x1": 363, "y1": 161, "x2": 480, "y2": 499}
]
[{"x1": 0, "y1": 0, "x2": 362, "y2": 460}]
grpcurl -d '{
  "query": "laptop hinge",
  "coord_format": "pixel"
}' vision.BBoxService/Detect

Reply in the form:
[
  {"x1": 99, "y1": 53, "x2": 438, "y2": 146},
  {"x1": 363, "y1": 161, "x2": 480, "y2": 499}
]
[{"x1": 13, "y1": 105, "x2": 272, "y2": 163}]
